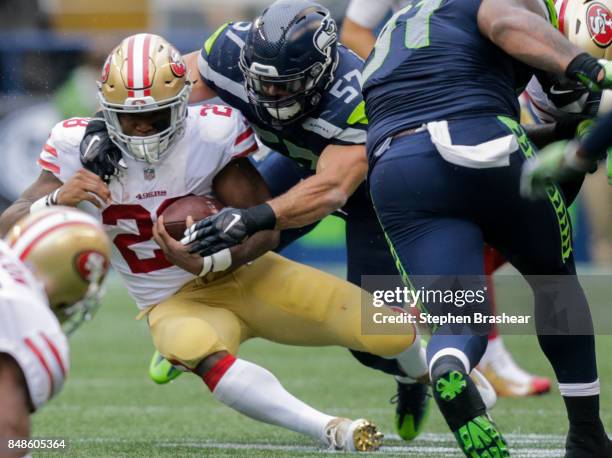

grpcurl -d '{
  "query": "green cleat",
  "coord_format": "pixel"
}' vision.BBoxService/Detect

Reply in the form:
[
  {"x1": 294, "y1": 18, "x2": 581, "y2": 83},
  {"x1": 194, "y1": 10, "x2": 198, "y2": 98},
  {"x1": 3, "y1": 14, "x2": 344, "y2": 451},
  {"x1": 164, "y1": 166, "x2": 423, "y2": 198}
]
[
  {"x1": 454, "y1": 414, "x2": 509, "y2": 457},
  {"x1": 148, "y1": 350, "x2": 183, "y2": 384},
  {"x1": 432, "y1": 365, "x2": 509, "y2": 457},
  {"x1": 391, "y1": 380, "x2": 431, "y2": 441}
]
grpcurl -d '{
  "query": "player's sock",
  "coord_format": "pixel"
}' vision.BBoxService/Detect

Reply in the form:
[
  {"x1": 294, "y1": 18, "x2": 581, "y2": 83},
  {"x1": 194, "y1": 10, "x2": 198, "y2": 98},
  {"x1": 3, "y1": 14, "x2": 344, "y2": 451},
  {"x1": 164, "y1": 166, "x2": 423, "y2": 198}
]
[
  {"x1": 388, "y1": 329, "x2": 428, "y2": 381},
  {"x1": 204, "y1": 355, "x2": 334, "y2": 441},
  {"x1": 430, "y1": 355, "x2": 508, "y2": 457}
]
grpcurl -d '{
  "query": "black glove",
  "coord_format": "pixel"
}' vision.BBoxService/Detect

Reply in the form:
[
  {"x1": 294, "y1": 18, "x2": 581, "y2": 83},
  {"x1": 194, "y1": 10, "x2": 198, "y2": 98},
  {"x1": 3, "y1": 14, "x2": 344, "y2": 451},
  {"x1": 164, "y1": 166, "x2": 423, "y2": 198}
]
[
  {"x1": 80, "y1": 112, "x2": 124, "y2": 183},
  {"x1": 183, "y1": 204, "x2": 276, "y2": 256}
]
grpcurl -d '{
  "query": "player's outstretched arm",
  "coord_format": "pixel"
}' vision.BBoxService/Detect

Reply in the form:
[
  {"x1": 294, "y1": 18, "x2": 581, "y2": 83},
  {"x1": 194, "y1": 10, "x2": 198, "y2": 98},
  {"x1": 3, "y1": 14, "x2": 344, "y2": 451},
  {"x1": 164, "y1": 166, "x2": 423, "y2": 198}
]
[
  {"x1": 268, "y1": 144, "x2": 367, "y2": 230},
  {"x1": 340, "y1": 18, "x2": 377, "y2": 60},
  {"x1": 477, "y1": 0, "x2": 582, "y2": 75},
  {"x1": 184, "y1": 51, "x2": 217, "y2": 104},
  {"x1": 0, "y1": 169, "x2": 110, "y2": 237}
]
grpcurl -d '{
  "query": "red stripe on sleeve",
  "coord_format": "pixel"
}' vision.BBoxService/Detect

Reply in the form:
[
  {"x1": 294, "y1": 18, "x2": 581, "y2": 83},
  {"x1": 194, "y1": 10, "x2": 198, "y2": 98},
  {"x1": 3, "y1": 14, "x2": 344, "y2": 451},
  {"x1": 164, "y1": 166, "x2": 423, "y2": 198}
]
[
  {"x1": 43, "y1": 143, "x2": 58, "y2": 157},
  {"x1": 24, "y1": 337, "x2": 54, "y2": 395},
  {"x1": 202, "y1": 354, "x2": 236, "y2": 391},
  {"x1": 234, "y1": 142, "x2": 258, "y2": 158},
  {"x1": 40, "y1": 332, "x2": 67, "y2": 378},
  {"x1": 37, "y1": 158, "x2": 60, "y2": 174},
  {"x1": 234, "y1": 127, "x2": 254, "y2": 145}
]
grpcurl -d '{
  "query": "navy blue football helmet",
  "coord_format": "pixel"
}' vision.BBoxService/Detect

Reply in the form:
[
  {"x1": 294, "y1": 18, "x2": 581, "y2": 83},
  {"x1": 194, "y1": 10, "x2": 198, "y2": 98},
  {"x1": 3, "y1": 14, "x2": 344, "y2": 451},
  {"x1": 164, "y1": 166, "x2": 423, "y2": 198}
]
[{"x1": 239, "y1": 0, "x2": 339, "y2": 125}]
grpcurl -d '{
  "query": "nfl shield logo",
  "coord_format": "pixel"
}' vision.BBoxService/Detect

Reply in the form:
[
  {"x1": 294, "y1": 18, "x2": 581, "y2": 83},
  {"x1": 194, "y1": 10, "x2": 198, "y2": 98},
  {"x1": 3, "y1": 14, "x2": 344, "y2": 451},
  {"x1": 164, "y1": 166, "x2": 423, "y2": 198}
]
[{"x1": 144, "y1": 168, "x2": 155, "y2": 181}]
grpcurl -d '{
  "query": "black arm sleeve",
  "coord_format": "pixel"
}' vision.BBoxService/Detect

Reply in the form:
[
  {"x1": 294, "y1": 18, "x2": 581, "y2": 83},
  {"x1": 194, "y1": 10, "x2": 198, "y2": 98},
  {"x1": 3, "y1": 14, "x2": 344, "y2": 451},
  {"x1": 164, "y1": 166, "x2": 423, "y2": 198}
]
[{"x1": 581, "y1": 111, "x2": 612, "y2": 161}]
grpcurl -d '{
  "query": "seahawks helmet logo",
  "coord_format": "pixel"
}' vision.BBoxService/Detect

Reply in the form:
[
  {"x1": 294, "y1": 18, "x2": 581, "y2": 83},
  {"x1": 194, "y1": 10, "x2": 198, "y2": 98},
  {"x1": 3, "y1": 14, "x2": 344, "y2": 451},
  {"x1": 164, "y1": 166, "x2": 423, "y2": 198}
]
[{"x1": 313, "y1": 14, "x2": 337, "y2": 55}]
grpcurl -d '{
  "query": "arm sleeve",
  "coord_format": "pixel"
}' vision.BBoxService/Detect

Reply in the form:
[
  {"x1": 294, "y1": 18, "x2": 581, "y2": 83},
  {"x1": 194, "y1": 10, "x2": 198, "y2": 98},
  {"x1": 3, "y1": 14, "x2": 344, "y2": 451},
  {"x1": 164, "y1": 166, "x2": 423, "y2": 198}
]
[
  {"x1": 580, "y1": 112, "x2": 612, "y2": 161},
  {"x1": 345, "y1": 0, "x2": 395, "y2": 28}
]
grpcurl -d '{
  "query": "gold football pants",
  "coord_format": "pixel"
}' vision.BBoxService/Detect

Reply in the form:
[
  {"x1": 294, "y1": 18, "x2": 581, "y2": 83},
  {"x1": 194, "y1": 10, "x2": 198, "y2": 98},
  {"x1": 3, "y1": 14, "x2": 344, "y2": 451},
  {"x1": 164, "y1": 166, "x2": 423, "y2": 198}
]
[{"x1": 147, "y1": 252, "x2": 414, "y2": 369}]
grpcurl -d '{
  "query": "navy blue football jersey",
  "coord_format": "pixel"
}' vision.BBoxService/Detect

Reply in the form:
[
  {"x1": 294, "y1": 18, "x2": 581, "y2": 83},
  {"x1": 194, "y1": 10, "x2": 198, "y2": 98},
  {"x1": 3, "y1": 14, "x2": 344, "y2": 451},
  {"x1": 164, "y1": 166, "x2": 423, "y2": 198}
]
[
  {"x1": 198, "y1": 21, "x2": 368, "y2": 172},
  {"x1": 362, "y1": 0, "x2": 557, "y2": 154}
]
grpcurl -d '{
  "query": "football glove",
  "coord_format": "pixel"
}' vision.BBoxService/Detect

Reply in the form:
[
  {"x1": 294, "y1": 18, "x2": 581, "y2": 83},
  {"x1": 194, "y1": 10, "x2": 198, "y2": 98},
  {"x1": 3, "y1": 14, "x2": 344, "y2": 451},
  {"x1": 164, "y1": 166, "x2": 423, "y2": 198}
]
[
  {"x1": 182, "y1": 204, "x2": 276, "y2": 257},
  {"x1": 79, "y1": 112, "x2": 125, "y2": 183},
  {"x1": 520, "y1": 140, "x2": 597, "y2": 199},
  {"x1": 566, "y1": 53, "x2": 612, "y2": 92}
]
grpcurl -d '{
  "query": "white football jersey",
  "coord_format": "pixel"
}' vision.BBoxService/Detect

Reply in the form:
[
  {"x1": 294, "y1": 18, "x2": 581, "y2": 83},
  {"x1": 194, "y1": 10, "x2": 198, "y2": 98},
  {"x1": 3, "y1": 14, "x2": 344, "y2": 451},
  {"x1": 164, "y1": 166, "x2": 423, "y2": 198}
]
[
  {"x1": 38, "y1": 105, "x2": 258, "y2": 309},
  {"x1": 0, "y1": 240, "x2": 68, "y2": 411}
]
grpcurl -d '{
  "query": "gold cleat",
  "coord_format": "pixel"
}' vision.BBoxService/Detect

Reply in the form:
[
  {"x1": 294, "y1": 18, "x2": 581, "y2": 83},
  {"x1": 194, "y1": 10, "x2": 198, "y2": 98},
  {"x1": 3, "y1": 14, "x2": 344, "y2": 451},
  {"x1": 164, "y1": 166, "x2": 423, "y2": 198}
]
[{"x1": 324, "y1": 417, "x2": 383, "y2": 452}]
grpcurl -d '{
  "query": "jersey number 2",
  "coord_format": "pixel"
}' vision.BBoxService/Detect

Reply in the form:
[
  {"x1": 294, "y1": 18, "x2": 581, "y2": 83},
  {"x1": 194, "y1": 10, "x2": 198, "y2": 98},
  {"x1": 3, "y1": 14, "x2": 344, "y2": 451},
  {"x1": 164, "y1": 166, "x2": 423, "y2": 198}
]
[{"x1": 102, "y1": 199, "x2": 183, "y2": 274}]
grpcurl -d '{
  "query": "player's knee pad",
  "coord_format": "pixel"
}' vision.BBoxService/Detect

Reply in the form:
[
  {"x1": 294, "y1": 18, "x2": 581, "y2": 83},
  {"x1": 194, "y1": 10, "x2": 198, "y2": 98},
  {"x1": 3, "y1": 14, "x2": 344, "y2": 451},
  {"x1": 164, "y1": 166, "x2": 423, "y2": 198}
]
[{"x1": 150, "y1": 317, "x2": 225, "y2": 370}]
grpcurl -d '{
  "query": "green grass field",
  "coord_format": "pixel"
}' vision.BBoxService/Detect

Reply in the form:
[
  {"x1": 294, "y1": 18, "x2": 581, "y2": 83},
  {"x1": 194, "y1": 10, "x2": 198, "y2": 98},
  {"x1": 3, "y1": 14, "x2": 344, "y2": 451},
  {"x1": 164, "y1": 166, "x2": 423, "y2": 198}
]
[{"x1": 32, "y1": 270, "x2": 612, "y2": 457}]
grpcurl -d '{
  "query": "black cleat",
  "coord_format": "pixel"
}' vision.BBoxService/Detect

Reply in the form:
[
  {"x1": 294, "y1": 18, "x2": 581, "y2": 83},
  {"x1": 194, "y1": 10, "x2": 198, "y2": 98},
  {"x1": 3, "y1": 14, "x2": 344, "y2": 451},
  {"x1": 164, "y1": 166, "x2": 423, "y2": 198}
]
[{"x1": 391, "y1": 380, "x2": 431, "y2": 441}]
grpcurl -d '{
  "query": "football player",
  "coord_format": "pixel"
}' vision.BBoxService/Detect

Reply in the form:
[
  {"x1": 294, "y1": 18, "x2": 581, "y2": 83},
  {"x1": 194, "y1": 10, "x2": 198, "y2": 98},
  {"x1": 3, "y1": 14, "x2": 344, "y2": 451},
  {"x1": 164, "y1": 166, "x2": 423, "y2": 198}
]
[
  {"x1": 340, "y1": 0, "x2": 555, "y2": 399},
  {"x1": 360, "y1": 0, "x2": 612, "y2": 456},
  {"x1": 0, "y1": 207, "x2": 110, "y2": 458},
  {"x1": 82, "y1": 0, "x2": 433, "y2": 442},
  {"x1": 0, "y1": 34, "x2": 435, "y2": 451}
]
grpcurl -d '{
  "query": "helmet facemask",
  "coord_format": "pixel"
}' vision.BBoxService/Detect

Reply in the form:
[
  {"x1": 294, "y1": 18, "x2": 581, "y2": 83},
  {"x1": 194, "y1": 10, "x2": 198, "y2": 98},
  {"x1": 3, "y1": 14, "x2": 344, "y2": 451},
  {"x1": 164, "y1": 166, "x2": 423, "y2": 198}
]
[{"x1": 99, "y1": 82, "x2": 191, "y2": 164}]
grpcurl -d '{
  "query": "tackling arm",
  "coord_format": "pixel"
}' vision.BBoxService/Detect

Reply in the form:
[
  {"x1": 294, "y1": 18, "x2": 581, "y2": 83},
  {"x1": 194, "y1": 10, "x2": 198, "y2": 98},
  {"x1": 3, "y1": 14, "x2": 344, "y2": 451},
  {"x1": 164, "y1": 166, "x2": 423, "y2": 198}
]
[
  {"x1": 477, "y1": 0, "x2": 582, "y2": 74},
  {"x1": 185, "y1": 50, "x2": 218, "y2": 104},
  {"x1": 267, "y1": 143, "x2": 367, "y2": 230},
  {"x1": 340, "y1": 19, "x2": 377, "y2": 60}
]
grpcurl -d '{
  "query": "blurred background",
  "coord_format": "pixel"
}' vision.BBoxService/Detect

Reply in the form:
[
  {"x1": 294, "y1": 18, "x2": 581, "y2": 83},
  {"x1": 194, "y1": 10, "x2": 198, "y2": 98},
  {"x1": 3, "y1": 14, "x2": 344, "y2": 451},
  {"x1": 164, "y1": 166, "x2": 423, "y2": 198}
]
[{"x1": 0, "y1": 0, "x2": 609, "y2": 266}]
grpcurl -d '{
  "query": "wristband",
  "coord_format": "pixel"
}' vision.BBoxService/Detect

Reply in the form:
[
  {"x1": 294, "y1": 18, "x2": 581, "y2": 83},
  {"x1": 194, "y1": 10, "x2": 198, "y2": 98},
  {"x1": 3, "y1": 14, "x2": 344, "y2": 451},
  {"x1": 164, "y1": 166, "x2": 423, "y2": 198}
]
[
  {"x1": 30, "y1": 189, "x2": 60, "y2": 213},
  {"x1": 199, "y1": 248, "x2": 232, "y2": 277},
  {"x1": 566, "y1": 53, "x2": 603, "y2": 90},
  {"x1": 244, "y1": 203, "x2": 277, "y2": 233}
]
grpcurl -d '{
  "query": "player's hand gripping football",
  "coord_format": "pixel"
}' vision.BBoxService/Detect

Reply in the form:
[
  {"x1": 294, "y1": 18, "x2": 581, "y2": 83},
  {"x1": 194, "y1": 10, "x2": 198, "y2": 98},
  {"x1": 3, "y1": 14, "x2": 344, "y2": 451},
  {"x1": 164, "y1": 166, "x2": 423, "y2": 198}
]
[
  {"x1": 79, "y1": 113, "x2": 126, "y2": 183},
  {"x1": 55, "y1": 168, "x2": 112, "y2": 209},
  {"x1": 153, "y1": 215, "x2": 206, "y2": 276},
  {"x1": 520, "y1": 140, "x2": 596, "y2": 199},
  {"x1": 182, "y1": 204, "x2": 276, "y2": 257}
]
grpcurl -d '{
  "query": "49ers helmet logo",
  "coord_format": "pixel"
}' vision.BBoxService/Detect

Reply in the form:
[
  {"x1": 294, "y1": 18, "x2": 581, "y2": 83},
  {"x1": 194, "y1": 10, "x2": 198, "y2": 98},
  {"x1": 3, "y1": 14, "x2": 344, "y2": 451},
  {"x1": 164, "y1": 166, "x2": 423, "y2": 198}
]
[
  {"x1": 587, "y1": 2, "x2": 612, "y2": 48},
  {"x1": 169, "y1": 47, "x2": 186, "y2": 78},
  {"x1": 74, "y1": 250, "x2": 109, "y2": 284},
  {"x1": 100, "y1": 53, "x2": 112, "y2": 84}
]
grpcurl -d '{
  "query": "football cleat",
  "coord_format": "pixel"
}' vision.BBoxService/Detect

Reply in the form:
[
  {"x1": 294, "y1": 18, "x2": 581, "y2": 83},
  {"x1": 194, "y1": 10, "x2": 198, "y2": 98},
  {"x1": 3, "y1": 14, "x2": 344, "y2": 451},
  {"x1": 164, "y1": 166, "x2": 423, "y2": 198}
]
[
  {"x1": 478, "y1": 338, "x2": 551, "y2": 397},
  {"x1": 455, "y1": 414, "x2": 510, "y2": 458},
  {"x1": 149, "y1": 350, "x2": 183, "y2": 384},
  {"x1": 391, "y1": 380, "x2": 431, "y2": 441},
  {"x1": 565, "y1": 421, "x2": 612, "y2": 457},
  {"x1": 432, "y1": 367, "x2": 509, "y2": 457},
  {"x1": 323, "y1": 418, "x2": 383, "y2": 452}
]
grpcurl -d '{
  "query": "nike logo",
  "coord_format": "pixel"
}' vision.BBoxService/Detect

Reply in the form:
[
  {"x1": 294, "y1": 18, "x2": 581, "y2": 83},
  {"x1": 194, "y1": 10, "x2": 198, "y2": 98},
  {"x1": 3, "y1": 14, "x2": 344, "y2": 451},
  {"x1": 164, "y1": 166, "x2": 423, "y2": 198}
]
[
  {"x1": 82, "y1": 135, "x2": 100, "y2": 161},
  {"x1": 548, "y1": 86, "x2": 574, "y2": 95},
  {"x1": 224, "y1": 214, "x2": 241, "y2": 233}
]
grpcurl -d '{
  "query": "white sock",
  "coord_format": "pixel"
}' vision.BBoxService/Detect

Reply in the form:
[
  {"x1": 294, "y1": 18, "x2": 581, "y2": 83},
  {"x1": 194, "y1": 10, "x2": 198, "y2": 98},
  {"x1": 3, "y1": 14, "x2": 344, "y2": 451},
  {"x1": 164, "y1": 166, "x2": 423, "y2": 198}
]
[
  {"x1": 212, "y1": 358, "x2": 334, "y2": 441},
  {"x1": 386, "y1": 328, "x2": 428, "y2": 382}
]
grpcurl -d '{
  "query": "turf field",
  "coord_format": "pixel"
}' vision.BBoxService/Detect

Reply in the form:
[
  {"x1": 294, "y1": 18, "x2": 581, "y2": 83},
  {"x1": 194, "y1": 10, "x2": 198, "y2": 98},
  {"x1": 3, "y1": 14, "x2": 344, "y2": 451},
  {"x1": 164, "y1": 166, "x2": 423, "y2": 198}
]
[{"x1": 33, "y1": 269, "x2": 612, "y2": 457}]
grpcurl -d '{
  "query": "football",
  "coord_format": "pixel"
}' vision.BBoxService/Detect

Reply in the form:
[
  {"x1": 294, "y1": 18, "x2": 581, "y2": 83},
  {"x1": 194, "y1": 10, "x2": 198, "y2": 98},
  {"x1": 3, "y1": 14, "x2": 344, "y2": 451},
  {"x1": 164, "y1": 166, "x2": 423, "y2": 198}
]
[{"x1": 161, "y1": 195, "x2": 223, "y2": 240}]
